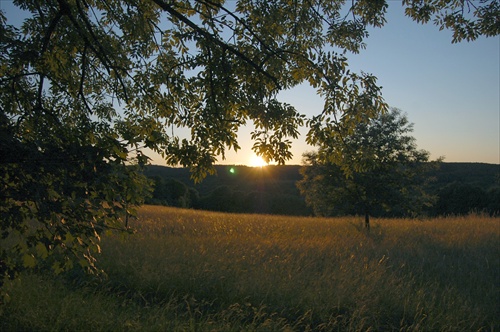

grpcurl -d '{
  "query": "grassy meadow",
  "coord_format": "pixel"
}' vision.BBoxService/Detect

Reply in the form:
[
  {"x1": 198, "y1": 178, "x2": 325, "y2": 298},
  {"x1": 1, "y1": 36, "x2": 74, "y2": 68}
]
[{"x1": 1, "y1": 205, "x2": 499, "y2": 331}]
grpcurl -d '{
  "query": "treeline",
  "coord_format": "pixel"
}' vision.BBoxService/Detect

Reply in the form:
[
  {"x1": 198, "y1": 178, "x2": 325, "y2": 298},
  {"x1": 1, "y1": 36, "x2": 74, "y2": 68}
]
[
  {"x1": 428, "y1": 163, "x2": 499, "y2": 216},
  {"x1": 145, "y1": 165, "x2": 312, "y2": 215},
  {"x1": 433, "y1": 183, "x2": 499, "y2": 216},
  {"x1": 144, "y1": 163, "x2": 499, "y2": 217}
]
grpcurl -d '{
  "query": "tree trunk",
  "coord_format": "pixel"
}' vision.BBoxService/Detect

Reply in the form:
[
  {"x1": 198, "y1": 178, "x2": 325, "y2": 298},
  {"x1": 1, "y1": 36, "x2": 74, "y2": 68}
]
[
  {"x1": 364, "y1": 212, "x2": 370, "y2": 231},
  {"x1": 124, "y1": 199, "x2": 129, "y2": 228}
]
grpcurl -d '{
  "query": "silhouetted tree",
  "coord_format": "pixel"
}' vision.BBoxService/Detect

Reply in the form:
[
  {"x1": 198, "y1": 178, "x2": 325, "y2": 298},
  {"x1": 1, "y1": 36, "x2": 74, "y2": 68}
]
[
  {"x1": 486, "y1": 188, "x2": 500, "y2": 216},
  {"x1": 435, "y1": 183, "x2": 490, "y2": 215},
  {"x1": 198, "y1": 186, "x2": 248, "y2": 212},
  {"x1": 148, "y1": 177, "x2": 199, "y2": 208},
  {"x1": 298, "y1": 108, "x2": 440, "y2": 228}
]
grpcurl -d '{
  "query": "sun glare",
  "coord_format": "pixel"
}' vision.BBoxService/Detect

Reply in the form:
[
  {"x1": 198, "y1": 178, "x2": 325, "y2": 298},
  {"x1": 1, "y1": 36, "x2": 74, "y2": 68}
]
[{"x1": 249, "y1": 155, "x2": 267, "y2": 167}]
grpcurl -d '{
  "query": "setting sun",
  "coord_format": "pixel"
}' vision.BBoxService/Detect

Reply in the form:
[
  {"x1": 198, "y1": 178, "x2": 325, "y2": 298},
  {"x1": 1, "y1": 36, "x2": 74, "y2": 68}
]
[{"x1": 249, "y1": 155, "x2": 267, "y2": 167}]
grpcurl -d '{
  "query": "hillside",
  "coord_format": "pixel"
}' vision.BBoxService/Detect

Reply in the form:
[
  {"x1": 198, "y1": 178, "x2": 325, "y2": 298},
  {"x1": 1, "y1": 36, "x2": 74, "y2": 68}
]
[
  {"x1": 430, "y1": 162, "x2": 499, "y2": 190},
  {"x1": 145, "y1": 164, "x2": 303, "y2": 195},
  {"x1": 145, "y1": 164, "x2": 310, "y2": 215},
  {"x1": 145, "y1": 163, "x2": 499, "y2": 190},
  {"x1": 144, "y1": 162, "x2": 499, "y2": 216}
]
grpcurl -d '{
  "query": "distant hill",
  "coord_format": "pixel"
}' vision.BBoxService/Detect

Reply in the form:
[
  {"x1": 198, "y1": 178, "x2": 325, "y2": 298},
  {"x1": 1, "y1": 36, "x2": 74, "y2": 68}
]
[
  {"x1": 144, "y1": 162, "x2": 499, "y2": 216},
  {"x1": 430, "y1": 162, "x2": 499, "y2": 190},
  {"x1": 145, "y1": 162, "x2": 499, "y2": 191},
  {"x1": 144, "y1": 164, "x2": 304, "y2": 195},
  {"x1": 144, "y1": 165, "x2": 310, "y2": 215}
]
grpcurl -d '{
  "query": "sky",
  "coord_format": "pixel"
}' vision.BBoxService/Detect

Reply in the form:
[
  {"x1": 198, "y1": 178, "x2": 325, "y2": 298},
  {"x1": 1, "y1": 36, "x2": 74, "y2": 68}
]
[
  {"x1": 218, "y1": 2, "x2": 500, "y2": 166},
  {"x1": 2, "y1": 1, "x2": 499, "y2": 166}
]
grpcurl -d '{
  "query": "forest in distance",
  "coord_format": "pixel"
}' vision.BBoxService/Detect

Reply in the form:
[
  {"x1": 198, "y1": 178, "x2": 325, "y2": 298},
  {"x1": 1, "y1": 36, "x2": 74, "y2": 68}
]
[{"x1": 144, "y1": 162, "x2": 500, "y2": 217}]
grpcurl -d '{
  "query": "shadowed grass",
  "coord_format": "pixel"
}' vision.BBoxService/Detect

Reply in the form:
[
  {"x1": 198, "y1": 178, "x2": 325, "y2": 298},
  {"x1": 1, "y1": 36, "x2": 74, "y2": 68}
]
[{"x1": 2, "y1": 206, "x2": 499, "y2": 331}]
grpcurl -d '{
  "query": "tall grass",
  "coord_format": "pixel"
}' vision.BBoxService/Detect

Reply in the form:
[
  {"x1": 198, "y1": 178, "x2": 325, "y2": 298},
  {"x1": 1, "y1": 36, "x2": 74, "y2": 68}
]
[{"x1": 2, "y1": 206, "x2": 499, "y2": 331}]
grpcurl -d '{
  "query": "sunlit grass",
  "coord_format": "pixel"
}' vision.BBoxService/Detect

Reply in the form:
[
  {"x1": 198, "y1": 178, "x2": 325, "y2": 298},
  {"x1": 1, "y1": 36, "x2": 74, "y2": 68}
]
[{"x1": 2, "y1": 206, "x2": 499, "y2": 331}]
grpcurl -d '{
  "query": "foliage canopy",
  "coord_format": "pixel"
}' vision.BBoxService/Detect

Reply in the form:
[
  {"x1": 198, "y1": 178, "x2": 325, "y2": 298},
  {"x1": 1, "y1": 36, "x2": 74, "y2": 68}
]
[{"x1": 0, "y1": 0, "x2": 497, "y2": 294}]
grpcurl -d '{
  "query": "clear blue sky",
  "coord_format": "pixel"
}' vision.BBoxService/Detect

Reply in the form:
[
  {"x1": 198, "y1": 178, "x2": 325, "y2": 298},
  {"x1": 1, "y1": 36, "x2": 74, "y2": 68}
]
[{"x1": 2, "y1": 1, "x2": 498, "y2": 166}]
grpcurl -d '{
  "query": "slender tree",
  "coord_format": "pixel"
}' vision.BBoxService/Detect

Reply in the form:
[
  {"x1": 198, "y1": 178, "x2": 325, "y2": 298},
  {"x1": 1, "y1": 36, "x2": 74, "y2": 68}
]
[{"x1": 298, "y1": 108, "x2": 441, "y2": 229}]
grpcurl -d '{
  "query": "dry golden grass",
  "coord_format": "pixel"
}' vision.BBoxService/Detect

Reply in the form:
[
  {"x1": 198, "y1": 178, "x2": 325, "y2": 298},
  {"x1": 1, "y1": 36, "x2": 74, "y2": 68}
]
[{"x1": 2, "y1": 205, "x2": 499, "y2": 331}]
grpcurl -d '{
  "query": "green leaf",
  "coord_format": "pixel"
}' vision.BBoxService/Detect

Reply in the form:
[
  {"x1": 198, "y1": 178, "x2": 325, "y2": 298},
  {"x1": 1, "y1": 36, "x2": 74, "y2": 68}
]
[
  {"x1": 35, "y1": 243, "x2": 49, "y2": 259},
  {"x1": 22, "y1": 254, "x2": 36, "y2": 268}
]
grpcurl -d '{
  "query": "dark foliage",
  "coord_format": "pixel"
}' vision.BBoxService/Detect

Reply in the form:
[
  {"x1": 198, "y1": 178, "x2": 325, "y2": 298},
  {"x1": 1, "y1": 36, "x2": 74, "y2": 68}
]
[
  {"x1": 146, "y1": 176, "x2": 199, "y2": 208},
  {"x1": 144, "y1": 162, "x2": 499, "y2": 217},
  {"x1": 144, "y1": 165, "x2": 311, "y2": 215},
  {"x1": 434, "y1": 183, "x2": 500, "y2": 216}
]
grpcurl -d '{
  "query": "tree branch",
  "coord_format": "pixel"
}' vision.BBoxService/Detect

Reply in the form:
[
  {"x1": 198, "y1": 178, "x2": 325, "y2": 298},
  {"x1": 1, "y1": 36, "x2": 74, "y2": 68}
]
[
  {"x1": 37, "y1": 6, "x2": 65, "y2": 111},
  {"x1": 79, "y1": 43, "x2": 94, "y2": 115},
  {"x1": 152, "y1": 0, "x2": 280, "y2": 89}
]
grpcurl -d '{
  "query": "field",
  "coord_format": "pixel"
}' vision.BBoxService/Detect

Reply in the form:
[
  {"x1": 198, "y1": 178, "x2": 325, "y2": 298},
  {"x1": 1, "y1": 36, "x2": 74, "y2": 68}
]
[{"x1": 1, "y1": 206, "x2": 499, "y2": 331}]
